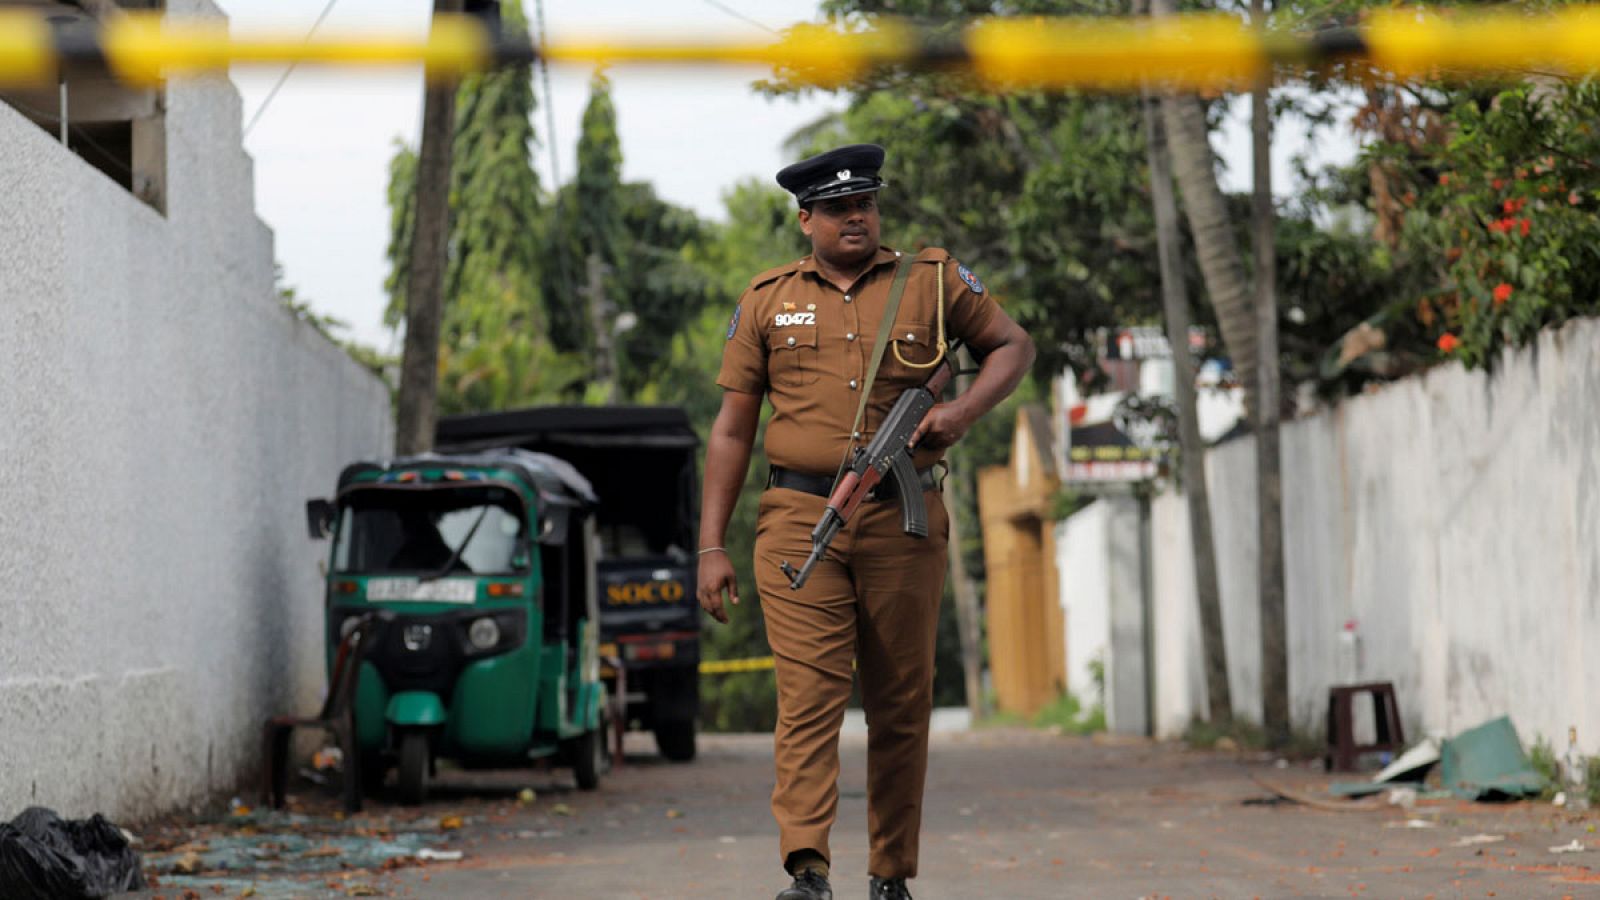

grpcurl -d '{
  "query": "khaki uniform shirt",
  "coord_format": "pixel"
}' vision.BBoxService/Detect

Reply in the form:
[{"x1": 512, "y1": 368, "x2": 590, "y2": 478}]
[{"x1": 717, "y1": 245, "x2": 1002, "y2": 475}]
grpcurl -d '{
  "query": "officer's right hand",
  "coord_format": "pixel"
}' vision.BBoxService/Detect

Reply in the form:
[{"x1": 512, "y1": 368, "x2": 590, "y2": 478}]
[{"x1": 697, "y1": 551, "x2": 739, "y2": 625}]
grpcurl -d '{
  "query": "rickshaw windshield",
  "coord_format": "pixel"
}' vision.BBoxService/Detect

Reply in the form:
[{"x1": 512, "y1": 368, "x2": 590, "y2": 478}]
[{"x1": 333, "y1": 485, "x2": 528, "y2": 576}]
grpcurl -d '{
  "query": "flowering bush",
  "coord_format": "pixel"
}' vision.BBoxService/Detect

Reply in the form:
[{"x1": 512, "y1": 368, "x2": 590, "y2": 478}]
[{"x1": 1379, "y1": 80, "x2": 1600, "y2": 368}]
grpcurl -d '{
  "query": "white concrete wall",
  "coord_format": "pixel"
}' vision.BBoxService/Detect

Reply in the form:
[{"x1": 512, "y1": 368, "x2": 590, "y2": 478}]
[
  {"x1": 1142, "y1": 316, "x2": 1600, "y2": 751},
  {"x1": 0, "y1": 1, "x2": 393, "y2": 820},
  {"x1": 1057, "y1": 496, "x2": 1146, "y2": 735},
  {"x1": 1057, "y1": 507, "x2": 1109, "y2": 705}
]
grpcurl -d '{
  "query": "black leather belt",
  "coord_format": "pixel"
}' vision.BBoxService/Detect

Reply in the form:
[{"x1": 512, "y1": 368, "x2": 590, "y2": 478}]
[{"x1": 767, "y1": 465, "x2": 938, "y2": 501}]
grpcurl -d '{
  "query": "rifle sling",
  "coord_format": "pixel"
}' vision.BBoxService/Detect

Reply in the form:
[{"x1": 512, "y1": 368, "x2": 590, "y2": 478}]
[{"x1": 836, "y1": 255, "x2": 914, "y2": 484}]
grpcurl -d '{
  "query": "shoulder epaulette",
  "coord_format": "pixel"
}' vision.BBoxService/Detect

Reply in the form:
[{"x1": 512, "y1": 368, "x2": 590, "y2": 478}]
[
  {"x1": 749, "y1": 259, "x2": 805, "y2": 290},
  {"x1": 914, "y1": 247, "x2": 953, "y2": 264}
]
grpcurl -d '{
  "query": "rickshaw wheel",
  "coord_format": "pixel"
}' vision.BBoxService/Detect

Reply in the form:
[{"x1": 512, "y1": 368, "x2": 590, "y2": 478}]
[
  {"x1": 572, "y1": 724, "x2": 603, "y2": 790},
  {"x1": 397, "y1": 732, "x2": 430, "y2": 806}
]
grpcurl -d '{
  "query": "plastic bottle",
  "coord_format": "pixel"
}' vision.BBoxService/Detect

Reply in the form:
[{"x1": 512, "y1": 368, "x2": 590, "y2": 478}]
[
  {"x1": 1337, "y1": 619, "x2": 1360, "y2": 685},
  {"x1": 1563, "y1": 726, "x2": 1589, "y2": 812}
]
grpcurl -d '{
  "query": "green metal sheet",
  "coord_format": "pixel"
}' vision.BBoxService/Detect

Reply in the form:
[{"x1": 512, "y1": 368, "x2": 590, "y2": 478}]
[{"x1": 1439, "y1": 716, "x2": 1548, "y2": 801}]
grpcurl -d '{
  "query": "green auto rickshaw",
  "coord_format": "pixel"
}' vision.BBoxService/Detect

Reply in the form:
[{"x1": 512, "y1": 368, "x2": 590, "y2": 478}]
[{"x1": 305, "y1": 448, "x2": 608, "y2": 804}]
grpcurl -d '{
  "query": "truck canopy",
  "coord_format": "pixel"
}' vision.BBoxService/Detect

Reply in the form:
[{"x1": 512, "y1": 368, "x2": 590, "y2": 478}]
[{"x1": 436, "y1": 406, "x2": 699, "y2": 559}]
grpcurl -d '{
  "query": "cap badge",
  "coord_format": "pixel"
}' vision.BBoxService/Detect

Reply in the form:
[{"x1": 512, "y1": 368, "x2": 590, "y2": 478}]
[{"x1": 836, "y1": 169, "x2": 851, "y2": 181}]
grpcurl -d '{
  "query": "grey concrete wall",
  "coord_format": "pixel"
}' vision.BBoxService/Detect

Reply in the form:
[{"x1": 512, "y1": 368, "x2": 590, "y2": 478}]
[
  {"x1": 0, "y1": 1, "x2": 393, "y2": 820},
  {"x1": 1146, "y1": 316, "x2": 1600, "y2": 751}
]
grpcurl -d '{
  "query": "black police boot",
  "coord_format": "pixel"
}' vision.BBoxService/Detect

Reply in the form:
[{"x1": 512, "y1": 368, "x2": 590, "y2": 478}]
[
  {"x1": 776, "y1": 869, "x2": 832, "y2": 900},
  {"x1": 868, "y1": 876, "x2": 913, "y2": 900}
]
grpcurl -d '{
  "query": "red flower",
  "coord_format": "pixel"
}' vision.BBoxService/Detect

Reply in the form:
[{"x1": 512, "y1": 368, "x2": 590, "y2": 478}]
[
  {"x1": 1493, "y1": 283, "x2": 1513, "y2": 305},
  {"x1": 1492, "y1": 178, "x2": 1505, "y2": 191},
  {"x1": 1438, "y1": 333, "x2": 1460, "y2": 353},
  {"x1": 1503, "y1": 199, "x2": 1516, "y2": 214},
  {"x1": 1571, "y1": 190, "x2": 1583, "y2": 206},
  {"x1": 1439, "y1": 173, "x2": 1451, "y2": 186},
  {"x1": 1519, "y1": 218, "x2": 1530, "y2": 237}
]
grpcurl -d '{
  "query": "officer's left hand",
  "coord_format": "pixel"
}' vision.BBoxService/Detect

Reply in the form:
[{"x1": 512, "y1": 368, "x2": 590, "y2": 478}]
[{"x1": 909, "y1": 402, "x2": 973, "y2": 451}]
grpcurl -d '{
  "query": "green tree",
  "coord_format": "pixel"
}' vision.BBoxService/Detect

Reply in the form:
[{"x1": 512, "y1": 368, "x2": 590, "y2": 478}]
[{"x1": 544, "y1": 73, "x2": 718, "y2": 399}]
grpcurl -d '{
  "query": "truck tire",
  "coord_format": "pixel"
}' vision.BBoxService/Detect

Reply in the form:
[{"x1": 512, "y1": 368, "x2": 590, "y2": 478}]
[
  {"x1": 572, "y1": 724, "x2": 604, "y2": 791},
  {"x1": 653, "y1": 719, "x2": 696, "y2": 762},
  {"x1": 397, "y1": 732, "x2": 429, "y2": 806}
]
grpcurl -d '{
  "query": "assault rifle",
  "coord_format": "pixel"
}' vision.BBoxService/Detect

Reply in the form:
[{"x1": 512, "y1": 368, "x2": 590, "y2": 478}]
[{"x1": 779, "y1": 351, "x2": 961, "y2": 590}]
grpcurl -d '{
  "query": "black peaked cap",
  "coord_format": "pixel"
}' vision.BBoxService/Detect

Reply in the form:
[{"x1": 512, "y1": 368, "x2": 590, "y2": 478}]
[{"x1": 776, "y1": 143, "x2": 886, "y2": 205}]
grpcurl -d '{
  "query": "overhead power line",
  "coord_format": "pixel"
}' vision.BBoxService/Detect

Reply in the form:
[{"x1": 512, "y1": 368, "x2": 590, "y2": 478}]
[
  {"x1": 698, "y1": 0, "x2": 778, "y2": 35},
  {"x1": 532, "y1": 0, "x2": 561, "y2": 189},
  {"x1": 241, "y1": 0, "x2": 342, "y2": 139}
]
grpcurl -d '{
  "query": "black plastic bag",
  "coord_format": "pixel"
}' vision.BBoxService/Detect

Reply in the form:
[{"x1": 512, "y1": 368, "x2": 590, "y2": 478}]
[{"x1": 0, "y1": 807, "x2": 146, "y2": 900}]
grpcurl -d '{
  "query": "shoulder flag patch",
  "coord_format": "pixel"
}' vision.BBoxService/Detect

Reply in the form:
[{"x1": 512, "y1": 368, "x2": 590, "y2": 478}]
[
  {"x1": 726, "y1": 303, "x2": 742, "y2": 340},
  {"x1": 957, "y1": 264, "x2": 984, "y2": 294}
]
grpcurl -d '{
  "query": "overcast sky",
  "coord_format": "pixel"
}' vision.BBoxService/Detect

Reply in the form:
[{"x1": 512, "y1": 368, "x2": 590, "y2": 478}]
[{"x1": 214, "y1": 1, "x2": 1352, "y2": 350}]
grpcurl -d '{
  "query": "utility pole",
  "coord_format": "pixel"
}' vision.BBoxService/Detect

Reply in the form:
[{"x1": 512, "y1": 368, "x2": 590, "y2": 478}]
[
  {"x1": 584, "y1": 252, "x2": 622, "y2": 405},
  {"x1": 395, "y1": 0, "x2": 464, "y2": 455},
  {"x1": 1252, "y1": 0, "x2": 1290, "y2": 745},
  {"x1": 1141, "y1": 84, "x2": 1233, "y2": 725}
]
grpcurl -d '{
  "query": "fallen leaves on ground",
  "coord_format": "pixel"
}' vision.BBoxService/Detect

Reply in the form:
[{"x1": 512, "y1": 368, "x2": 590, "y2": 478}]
[{"x1": 172, "y1": 851, "x2": 205, "y2": 874}]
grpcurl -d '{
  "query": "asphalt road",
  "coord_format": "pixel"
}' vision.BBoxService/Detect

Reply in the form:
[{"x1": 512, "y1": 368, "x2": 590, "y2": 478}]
[{"x1": 135, "y1": 728, "x2": 1600, "y2": 899}]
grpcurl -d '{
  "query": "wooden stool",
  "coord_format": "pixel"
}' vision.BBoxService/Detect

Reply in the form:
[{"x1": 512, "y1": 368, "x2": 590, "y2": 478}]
[
  {"x1": 262, "y1": 611, "x2": 389, "y2": 813},
  {"x1": 1324, "y1": 681, "x2": 1404, "y2": 772}
]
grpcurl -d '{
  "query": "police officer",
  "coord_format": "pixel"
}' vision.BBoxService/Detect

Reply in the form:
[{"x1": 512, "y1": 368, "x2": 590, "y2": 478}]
[{"x1": 697, "y1": 144, "x2": 1034, "y2": 900}]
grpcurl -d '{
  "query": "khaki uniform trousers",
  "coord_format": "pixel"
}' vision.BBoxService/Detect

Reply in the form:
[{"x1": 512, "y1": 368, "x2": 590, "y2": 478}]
[{"x1": 753, "y1": 483, "x2": 949, "y2": 880}]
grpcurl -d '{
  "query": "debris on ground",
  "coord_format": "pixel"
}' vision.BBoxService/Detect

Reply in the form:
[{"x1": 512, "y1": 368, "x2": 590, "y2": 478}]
[
  {"x1": 138, "y1": 807, "x2": 442, "y2": 899},
  {"x1": 1250, "y1": 775, "x2": 1384, "y2": 812},
  {"x1": 1549, "y1": 839, "x2": 1586, "y2": 854},
  {"x1": 1452, "y1": 834, "x2": 1506, "y2": 847},
  {"x1": 516, "y1": 789, "x2": 537, "y2": 806},
  {"x1": 1439, "y1": 717, "x2": 1547, "y2": 800},
  {"x1": 1375, "y1": 738, "x2": 1442, "y2": 784},
  {"x1": 172, "y1": 850, "x2": 205, "y2": 874},
  {"x1": 1328, "y1": 780, "x2": 1426, "y2": 799},
  {"x1": 1384, "y1": 818, "x2": 1438, "y2": 829},
  {"x1": 0, "y1": 806, "x2": 147, "y2": 900},
  {"x1": 1241, "y1": 795, "x2": 1292, "y2": 807},
  {"x1": 416, "y1": 848, "x2": 463, "y2": 862}
]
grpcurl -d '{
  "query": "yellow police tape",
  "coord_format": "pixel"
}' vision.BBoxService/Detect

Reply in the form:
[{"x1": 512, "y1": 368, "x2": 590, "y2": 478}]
[
  {"x1": 11, "y1": 9, "x2": 1600, "y2": 90},
  {"x1": 699, "y1": 656, "x2": 777, "y2": 675}
]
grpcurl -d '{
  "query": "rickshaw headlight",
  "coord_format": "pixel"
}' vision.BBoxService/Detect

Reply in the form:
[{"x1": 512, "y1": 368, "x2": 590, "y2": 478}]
[{"x1": 467, "y1": 616, "x2": 501, "y2": 650}]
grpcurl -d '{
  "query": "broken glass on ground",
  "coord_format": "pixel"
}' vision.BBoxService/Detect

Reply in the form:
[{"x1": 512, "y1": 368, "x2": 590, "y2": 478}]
[{"x1": 139, "y1": 807, "x2": 463, "y2": 899}]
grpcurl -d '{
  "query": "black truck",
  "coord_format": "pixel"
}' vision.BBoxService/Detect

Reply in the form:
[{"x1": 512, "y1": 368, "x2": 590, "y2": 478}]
[{"x1": 436, "y1": 406, "x2": 701, "y2": 761}]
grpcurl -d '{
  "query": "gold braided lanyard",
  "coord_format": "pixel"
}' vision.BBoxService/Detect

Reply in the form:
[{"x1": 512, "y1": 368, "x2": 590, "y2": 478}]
[{"x1": 891, "y1": 260, "x2": 948, "y2": 369}]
